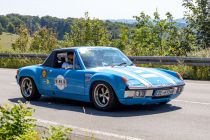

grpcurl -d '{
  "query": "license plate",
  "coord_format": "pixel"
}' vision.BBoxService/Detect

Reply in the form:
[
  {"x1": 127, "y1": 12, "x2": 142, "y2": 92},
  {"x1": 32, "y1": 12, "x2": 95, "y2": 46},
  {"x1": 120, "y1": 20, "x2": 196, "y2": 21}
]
[{"x1": 154, "y1": 89, "x2": 174, "y2": 97}]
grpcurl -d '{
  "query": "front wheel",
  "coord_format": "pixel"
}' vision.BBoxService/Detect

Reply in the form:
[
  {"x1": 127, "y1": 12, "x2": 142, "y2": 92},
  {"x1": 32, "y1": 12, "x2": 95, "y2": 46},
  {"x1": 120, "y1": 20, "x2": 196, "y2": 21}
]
[
  {"x1": 91, "y1": 82, "x2": 117, "y2": 111},
  {"x1": 20, "y1": 77, "x2": 41, "y2": 101}
]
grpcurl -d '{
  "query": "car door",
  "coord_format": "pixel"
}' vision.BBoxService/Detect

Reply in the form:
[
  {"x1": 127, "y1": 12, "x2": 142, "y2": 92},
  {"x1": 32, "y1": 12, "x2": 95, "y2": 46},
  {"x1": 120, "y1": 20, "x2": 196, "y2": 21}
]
[
  {"x1": 47, "y1": 50, "x2": 85, "y2": 99},
  {"x1": 62, "y1": 66, "x2": 85, "y2": 95}
]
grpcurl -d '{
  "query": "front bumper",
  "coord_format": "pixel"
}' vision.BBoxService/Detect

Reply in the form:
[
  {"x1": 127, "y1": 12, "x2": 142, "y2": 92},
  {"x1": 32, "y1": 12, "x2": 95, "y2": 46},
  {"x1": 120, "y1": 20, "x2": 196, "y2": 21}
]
[
  {"x1": 119, "y1": 85, "x2": 184, "y2": 105},
  {"x1": 15, "y1": 75, "x2": 19, "y2": 84}
]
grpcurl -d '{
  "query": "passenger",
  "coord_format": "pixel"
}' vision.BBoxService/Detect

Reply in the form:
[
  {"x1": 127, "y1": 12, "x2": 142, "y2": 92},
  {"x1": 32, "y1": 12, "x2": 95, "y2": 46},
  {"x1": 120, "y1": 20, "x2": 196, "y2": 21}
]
[{"x1": 62, "y1": 52, "x2": 74, "y2": 69}]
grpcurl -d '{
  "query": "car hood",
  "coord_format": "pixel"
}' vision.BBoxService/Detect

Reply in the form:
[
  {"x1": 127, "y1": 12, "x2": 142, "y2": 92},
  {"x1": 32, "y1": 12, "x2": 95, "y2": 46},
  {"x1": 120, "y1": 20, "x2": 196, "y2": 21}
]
[{"x1": 90, "y1": 66, "x2": 184, "y2": 88}]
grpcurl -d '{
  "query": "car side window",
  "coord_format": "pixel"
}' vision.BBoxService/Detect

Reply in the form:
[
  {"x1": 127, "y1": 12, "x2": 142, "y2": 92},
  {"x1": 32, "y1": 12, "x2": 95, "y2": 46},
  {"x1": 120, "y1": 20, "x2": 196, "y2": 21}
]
[
  {"x1": 55, "y1": 52, "x2": 67, "y2": 68},
  {"x1": 74, "y1": 55, "x2": 81, "y2": 70},
  {"x1": 54, "y1": 51, "x2": 81, "y2": 70}
]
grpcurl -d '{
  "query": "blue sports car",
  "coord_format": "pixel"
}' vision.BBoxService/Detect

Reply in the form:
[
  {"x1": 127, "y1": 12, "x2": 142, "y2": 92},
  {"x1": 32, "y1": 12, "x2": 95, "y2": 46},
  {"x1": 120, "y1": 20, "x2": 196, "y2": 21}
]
[{"x1": 16, "y1": 47, "x2": 185, "y2": 110}]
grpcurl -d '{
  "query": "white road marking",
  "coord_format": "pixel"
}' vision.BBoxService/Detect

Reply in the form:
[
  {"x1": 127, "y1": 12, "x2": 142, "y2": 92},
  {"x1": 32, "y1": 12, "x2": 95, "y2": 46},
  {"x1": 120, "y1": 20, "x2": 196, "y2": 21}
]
[
  {"x1": 35, "y1": 118, "x2": 143, "y2": 140},
  {"x1": 174, "y1": 99, "x2": 210, "y2": 105}
]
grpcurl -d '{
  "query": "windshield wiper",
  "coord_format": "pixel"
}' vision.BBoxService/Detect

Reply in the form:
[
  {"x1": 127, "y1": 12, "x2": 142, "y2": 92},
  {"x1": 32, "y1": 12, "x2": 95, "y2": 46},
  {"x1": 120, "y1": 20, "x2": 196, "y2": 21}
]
[
  {"x1": 116, "y1": 62, "x2": 127, "y2": 66},
  {"x1": 112, "y1": 62, "x2": 134, "y2": 67},
  {"x1": 129, "y1": 63, "x2": 134, "y2": 66}
]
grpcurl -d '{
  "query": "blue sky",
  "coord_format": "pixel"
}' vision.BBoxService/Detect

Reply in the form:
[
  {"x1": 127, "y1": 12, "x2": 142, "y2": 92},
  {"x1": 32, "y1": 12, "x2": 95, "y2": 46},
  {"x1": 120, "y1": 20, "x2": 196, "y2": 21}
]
[{"x1": 0, "y1": 0, "x2": 185, "y2": 19}]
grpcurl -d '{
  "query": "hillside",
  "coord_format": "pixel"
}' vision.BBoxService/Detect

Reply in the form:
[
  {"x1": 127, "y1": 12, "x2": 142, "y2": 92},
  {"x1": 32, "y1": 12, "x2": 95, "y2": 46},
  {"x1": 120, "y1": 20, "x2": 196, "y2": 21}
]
[
  {"x1": 0, "y1": 14, "x2": 186, "y2": 40},
  {"x1": 107, "y1": 18, "x2": 187, "y2": 27}
]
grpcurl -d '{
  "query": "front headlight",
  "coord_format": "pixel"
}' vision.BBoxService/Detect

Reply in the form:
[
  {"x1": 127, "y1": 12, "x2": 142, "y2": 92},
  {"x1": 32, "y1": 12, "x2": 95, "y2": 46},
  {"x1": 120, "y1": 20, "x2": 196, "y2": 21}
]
[
  {"x1": 127, "y1": 80, "x2": 145, "y2": 88},
  {"x1": 124, "y1": 90, "x2": 146, "y2": 98}
]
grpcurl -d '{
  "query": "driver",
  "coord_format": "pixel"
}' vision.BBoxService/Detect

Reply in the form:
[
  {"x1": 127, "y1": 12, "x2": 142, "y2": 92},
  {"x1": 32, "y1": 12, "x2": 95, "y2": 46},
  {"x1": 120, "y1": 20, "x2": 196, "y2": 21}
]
[{"x1": 62, "y1": 52, "x2": 74, "y2": 69}]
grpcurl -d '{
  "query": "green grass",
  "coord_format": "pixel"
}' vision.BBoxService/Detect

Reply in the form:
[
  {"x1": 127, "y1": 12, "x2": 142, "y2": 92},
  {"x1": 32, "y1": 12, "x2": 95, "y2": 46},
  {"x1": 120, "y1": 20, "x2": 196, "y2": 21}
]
[
  {"x1": 0, "y1": 32, "x2": 19, "y2": 48},
  {"x1": 187, "y1": 48, "x2": 210, "y2": 57}
]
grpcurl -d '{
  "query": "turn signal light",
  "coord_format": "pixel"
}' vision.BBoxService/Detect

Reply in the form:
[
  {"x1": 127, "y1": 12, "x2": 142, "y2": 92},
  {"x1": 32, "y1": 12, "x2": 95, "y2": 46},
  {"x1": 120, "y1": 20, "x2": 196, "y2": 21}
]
[
  {"x1": 121, "y1": 77, "x2": 128, "y2": 83},
  {"x1": 16, "y1": 69, "x2": 19, "y2": 75}
]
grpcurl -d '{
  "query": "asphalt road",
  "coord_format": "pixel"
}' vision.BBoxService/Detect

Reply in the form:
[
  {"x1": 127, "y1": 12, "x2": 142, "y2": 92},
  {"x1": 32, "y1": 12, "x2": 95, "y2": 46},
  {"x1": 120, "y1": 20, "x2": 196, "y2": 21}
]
[{"x1": 0, "y1": 68, "x2": 210, "y2": 140}]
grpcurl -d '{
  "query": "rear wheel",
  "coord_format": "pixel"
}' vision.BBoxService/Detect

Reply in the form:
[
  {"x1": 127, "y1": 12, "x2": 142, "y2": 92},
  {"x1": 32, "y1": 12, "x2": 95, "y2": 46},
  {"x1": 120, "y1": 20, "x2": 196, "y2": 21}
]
[
  {"x1": 92, "y1": 82, "x2": 117, "y2": 111},
  {"x1": 20, "y1": 77, "x2": 41, "y2": 101}
]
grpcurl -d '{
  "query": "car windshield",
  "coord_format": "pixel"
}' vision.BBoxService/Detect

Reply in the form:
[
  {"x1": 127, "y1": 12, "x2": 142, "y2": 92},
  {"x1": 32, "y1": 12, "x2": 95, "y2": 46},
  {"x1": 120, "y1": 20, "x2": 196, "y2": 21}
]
[{"x1": 79, "y1": 47, "x2": 133, "y2": 69}]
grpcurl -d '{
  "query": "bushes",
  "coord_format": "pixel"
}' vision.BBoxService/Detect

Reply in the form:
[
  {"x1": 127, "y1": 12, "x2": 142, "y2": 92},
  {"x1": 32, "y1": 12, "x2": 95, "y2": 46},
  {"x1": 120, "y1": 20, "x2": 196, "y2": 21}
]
[
  {"x1": 0, "y1": 101, "x2": 72, "y2": 140},
  {"x1": 43, "y1": 126, "x2": 71, "y2": 140},
  {"x1": 0, "y1": 58, "x2": 43, "y2": 68},
  {"x1": 0, "y1": 101, "x2": 37, "y2": 140},
  {"x1": 138, "y1": 63, "x2": 210, "y2": 80}
]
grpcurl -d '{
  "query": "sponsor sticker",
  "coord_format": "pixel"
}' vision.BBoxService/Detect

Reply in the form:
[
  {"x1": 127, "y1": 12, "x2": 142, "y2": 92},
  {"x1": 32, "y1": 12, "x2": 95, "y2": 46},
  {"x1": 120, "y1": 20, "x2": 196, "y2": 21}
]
[
  {"x1": 42, "y1": 70, "x2": 47, "y2": 78},
  {"x1": 54, "y1": 75, "x2": 67, "y2": 90},
  {"x1": 45, "y1": 79, "x2": 50, "y2": 85}
]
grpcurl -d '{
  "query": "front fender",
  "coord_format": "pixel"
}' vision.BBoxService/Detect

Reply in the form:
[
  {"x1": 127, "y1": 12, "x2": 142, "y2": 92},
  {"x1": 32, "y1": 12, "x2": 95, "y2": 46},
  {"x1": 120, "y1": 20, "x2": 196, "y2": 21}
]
[
  {"x1": 157, "y1": 68, "x2": 177, "y2": 77},
  {"x1": 87, "y1": 73, "x2": 126, "y2": 99}
]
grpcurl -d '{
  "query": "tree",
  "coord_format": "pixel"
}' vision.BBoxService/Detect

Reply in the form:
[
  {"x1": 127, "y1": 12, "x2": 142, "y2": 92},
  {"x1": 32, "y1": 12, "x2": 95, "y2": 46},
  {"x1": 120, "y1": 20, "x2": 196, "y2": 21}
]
[
  {"x1": 131, "y1": 10, "x2": 195, "y2": 56},
  {"x1": 0, "y1": 16, "x2": 8, "y2": 29},
  {"x1": 152, "y1": 10, "x2": 170, "y2": 55},
  {"x1": 63, "y1": 12, "x2": 111, "y2": 46},
  {"x1": 7, "y1": 22, "x2": 15, "y2": 33},
  {"x1": 0, "y1": 23, "x2": 3, "y2": 35},
  {"x1": 30, "y1": 27, "x2": 58, "y2": 52},
  {"x1": 12, "y1": 25, "x2": 30, "y2": 52},
  {"x1": 131, "y1": 12, "x2": 154, "y2": 56},
  {"x1": 178, "y1": 27, "x2": 196, "y2": 56},
  {"x1": 111, "y1": 25, "x2": 129, "y2": 52},
  {"x1": 183, "y1": 0, "x2": 210, "y2": 48}
]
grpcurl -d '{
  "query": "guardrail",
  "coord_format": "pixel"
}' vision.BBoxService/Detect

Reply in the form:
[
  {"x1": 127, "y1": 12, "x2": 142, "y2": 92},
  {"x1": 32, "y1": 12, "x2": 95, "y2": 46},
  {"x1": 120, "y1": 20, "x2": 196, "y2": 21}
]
[
  {"x1": 1, "y1": 53, "x2": 210, "y2": 66},
  {"x1": 128, "y1": 56, "x2": 210, "y2": 66},
  {"x1": 0, "y1": 53, "x2": 48, "y2": 59}
]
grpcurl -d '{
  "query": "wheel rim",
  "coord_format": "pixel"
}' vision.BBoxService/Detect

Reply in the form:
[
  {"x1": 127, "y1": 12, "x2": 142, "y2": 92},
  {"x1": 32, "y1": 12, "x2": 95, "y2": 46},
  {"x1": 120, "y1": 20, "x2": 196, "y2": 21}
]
[
  {"x1": 94, "y1": 84, "x2": 110, "y2": 108},
  {"x1": 21, "y1": 78, "x2": 33, "y2": 97}
]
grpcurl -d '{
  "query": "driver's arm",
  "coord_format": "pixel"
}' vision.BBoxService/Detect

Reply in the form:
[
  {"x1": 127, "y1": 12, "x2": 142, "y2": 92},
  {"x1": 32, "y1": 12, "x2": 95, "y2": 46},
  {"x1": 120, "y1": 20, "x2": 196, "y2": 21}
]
[{"x1": 62, "y1": 62, "x2": 73, "y2": 69}]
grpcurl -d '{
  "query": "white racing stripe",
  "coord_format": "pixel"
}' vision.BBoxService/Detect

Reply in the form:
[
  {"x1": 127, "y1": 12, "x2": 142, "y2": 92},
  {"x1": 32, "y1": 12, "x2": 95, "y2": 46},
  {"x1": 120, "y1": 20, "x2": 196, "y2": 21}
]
[
  {"x1": 174, "y1": 99, "x2": 210, "y2": 105},
  {"x1": 139, "y1": 68, "x2": 177, "y2": 85},
  {"x1": 106, "y1": 67, "x2": 152, "y2": 87},
  {"x1": 140, "y1": 74, "x2": 159, "y2": 78},
  {"x1": 34, "y1": 118, "x2": 143, "y2": 140}
]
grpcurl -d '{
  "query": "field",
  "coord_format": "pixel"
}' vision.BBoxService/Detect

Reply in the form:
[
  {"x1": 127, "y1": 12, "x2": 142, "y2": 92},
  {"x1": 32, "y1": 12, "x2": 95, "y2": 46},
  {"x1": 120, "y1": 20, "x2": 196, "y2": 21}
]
[{"x1": 0, "y1": 32, "x2": 18, "y2": 48}]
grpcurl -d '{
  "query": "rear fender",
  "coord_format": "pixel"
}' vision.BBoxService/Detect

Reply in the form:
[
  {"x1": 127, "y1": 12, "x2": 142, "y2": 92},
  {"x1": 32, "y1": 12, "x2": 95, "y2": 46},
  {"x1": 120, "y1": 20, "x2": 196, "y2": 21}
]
[{"x1": 18, "y1": 68, "x2": 41, "y2": 90}]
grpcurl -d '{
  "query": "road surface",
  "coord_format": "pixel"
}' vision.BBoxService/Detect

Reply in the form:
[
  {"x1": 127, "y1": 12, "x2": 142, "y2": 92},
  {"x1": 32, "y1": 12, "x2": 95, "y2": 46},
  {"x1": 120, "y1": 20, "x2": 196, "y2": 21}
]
[{"x1": 0, "y1": 68, "x2": 210, "y2": 140}]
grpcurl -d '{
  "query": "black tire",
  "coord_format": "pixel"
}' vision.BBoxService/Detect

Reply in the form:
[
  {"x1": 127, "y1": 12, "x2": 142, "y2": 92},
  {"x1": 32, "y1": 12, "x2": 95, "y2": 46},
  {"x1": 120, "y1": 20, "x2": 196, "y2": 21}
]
[
  {"x1": 91, "y1": 81, "x2": 117, "y2": 111},
  {"x1": 159, "y1": 101, "x2": 169, "y2": 105},
  {"x1": 20, "y1": 77, "x2": 41, "y2": 101}
]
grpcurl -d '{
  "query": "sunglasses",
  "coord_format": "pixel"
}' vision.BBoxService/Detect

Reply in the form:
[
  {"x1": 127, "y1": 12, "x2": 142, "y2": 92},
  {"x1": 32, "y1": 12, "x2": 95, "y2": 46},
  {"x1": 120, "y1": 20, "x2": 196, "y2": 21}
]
[{"x1": 68, "y1": 58, "x2": 73, "y2": 61}]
